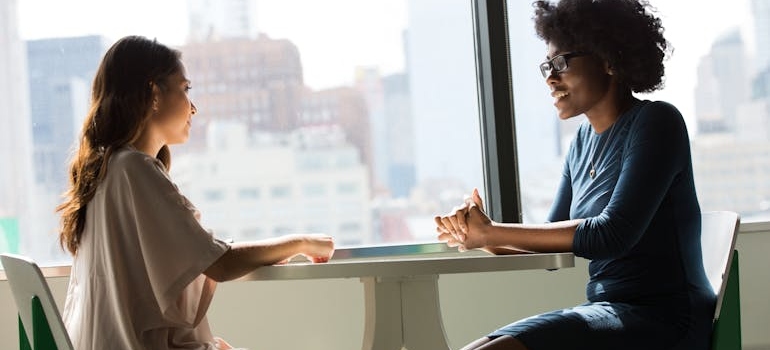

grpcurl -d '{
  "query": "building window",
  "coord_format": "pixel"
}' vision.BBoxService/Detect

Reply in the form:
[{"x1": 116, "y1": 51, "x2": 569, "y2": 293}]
[
  {"x1": 203, "y1": 189, "x2": 225, "y2": 201},
  {"x1": 270, "y1": 185, "x2": 292, "y2": 199},
  {"x1": 238, "y1": 188, "x2": 260, "y2": 200}
]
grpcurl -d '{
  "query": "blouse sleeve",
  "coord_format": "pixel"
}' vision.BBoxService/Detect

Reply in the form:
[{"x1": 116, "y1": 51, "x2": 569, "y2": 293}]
[
  {"x1": 547, "y1": 157, "x2": 572, "y2": 223},
  {"x1": 112, "y1": 152, "x2": 230, "y2": 320},
  {"x1": 573, "y1": 101, "x2": 691, "y2": 259}
]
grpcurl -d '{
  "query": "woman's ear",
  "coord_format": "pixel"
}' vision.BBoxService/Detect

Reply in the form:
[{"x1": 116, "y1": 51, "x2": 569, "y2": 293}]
[
  {"x1": 605, "y1": 61, "x2": 614, "y2": 76},
  {"x1": 150, "y1": 82, "x2": 161, "y2": 112}
]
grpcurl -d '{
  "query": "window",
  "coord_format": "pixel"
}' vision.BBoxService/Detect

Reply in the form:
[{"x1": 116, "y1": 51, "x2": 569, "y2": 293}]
[
  {"x1": 507, "y1": 0, "x2": 770, "y2": 224},
  {"x1": 269, "y1": 186, "x2": 292, "y2": 199},
  {"x1": 238, "y1": 188, "x2": 260, "y2": 200},
  {"x1": 3, "y1": 0, "x2": 762, "y2": 266},
  {"x1": 203, "y1": 190, "x2": 226, "y2": 201},
  {"x1": 336, "y1": 182, "x2": 358, "y2": 195},
  {"x1": 1, "y1": 0, "x2": 484, "y2": 265},
  {"x1": 302, "y1": 184, "x2": 326, "y2": 197}
]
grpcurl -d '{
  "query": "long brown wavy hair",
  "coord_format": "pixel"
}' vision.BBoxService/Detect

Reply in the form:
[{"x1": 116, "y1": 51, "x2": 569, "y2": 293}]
[{"x1": 57, "y1": 36, "x2": 181, "y2": 255}]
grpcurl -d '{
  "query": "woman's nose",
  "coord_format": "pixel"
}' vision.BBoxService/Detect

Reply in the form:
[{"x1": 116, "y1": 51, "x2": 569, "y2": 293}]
[
  {"x1": 191, "y1": 102, "x2": 197, "y2": 115},
  {"x1": 545, "y1": 70, "x2": 559, "y2": 84}
]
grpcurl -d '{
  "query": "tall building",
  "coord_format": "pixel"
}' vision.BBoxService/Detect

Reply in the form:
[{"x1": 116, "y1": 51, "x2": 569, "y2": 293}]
[
  {"x1": 19, "y1": 36, "x2": 108, "y2": 262},
  {"x1": 691, "y1": 22, "x2": 770, "y2": 219},
  {"x1": 0, "y1": 0, "x2": 35, "y2": 255},
  {"x1": 187, "y1": 0, "x2": 259, "y2": 42},
  {"x1": 354, "y1": 67, "x2": 388, "y2": 193},
  {"x1": 694, "y1": 28, "x2": 750, "y2": 134},
  {"x1": 181, "y1": 36, "x2": 374, "y2": 185},
  {"x1": 353, "y1": 67, "x2": 416, "y2": 198},
  {"x1": 382, "y1": 73, "x2": 415, "y2": 198},
  {"x1": 172, "y1": 122, "x2": 372, "y2": 246},
  {"x1": 304, "y1": 87, "x2": 373, "y2": 180},
  {"x1": 752, "y1": 67, "x2": 770, "y2": 99},
  {"x1": 181, "y1": 36, "x2": 305, "y2": 151},
  {"x1": 752, "y1": 0, "x2": 770, "y2": 73},
  {"x1": 26, "y1": 36, "x2": 108, "y2": 194}
]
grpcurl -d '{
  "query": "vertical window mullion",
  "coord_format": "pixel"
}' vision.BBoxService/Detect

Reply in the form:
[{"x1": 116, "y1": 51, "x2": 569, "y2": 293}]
[{"x1": 472, "y1": 0, "x2": 522, "y2": 223}]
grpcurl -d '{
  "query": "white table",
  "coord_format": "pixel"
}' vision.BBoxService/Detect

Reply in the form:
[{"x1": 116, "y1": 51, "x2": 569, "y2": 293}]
[{"x1": 238, "y1": 245, "x2": 574, "y2": 350}]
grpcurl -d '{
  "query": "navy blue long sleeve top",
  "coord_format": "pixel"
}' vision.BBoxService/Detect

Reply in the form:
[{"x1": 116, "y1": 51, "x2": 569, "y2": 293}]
[{"x1": 548, "y1": 99, "x2": 714, "y2": 310}]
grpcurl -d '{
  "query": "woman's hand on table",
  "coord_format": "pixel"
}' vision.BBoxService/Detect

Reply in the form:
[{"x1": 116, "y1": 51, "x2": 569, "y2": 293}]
[
  {"x1": 299, "y1": 233, "x2": 335, "y2": 263},
  {"x1": 435, "y1": 188, "x2": 493, "y2": 251},
  {"x1": 276, "y1": 234, "x2": 336, "y2": 264}
]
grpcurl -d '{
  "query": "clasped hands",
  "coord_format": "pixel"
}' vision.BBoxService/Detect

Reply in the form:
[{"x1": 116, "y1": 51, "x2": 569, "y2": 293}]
[{"x1": 435, "y1": 188, "x2": 493, "y2": 252}]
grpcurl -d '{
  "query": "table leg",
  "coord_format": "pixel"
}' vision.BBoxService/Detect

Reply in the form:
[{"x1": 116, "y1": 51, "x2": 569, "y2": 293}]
[
  {"x1": 360, "y1": 275, "x2": 450, "y2": 350},
  {"x1": 400, "y1": 275, "x2": 450, "y2": 350},
  {"x1": 361, "y1": 276, "x2": 404, "y2": 350}
]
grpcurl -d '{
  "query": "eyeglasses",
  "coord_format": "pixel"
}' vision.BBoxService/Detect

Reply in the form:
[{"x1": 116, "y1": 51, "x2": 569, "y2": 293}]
[{"x1": 538, "y1": 52, "x2": 591, "y2": 78}]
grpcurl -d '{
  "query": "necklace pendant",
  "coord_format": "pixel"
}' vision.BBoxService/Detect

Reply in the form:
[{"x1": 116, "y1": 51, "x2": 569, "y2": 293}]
[{"x1": 590, "y1": 168, "x2": 596, "y2": 179}]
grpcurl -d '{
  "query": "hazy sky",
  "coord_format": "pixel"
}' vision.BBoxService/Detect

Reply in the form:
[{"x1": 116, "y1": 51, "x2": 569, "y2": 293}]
[
  {"x1": 17, "y1": 0, "x2": 754, "y2": 129},
  {"x1": 17, "y1": 0, "x2": 408, "y2": 90},
  {"x1": 645, "y1": 0, "x2": 753, "y2": 130}
]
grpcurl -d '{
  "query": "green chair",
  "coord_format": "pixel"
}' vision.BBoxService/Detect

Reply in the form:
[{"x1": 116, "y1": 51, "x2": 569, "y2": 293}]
[
  {"x1": 700, "y1": 211, "x2": 742, "y2": 350},
  {"x1": 1, "y1": 253, "x2": 74, "y2": 350}
]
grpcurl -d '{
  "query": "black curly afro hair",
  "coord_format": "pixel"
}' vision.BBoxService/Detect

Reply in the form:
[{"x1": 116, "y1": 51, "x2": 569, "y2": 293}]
[{"x1": 533, "y1": 0, "x2": 670, "y2": 93}]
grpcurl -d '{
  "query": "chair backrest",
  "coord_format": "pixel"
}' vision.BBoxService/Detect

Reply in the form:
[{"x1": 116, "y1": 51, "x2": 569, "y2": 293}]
[
  {"x1": 1, "y1": 253, "x2": 74, "y2": 350},
  {"x1": 699, "y1": 211, "x2": 740, "y2": 321}
]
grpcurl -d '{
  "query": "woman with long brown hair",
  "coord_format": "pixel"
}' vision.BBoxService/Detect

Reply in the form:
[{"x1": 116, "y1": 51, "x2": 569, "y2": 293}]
[{"x1": 58, "y1": 35, "x2": 334, "y2": 350}]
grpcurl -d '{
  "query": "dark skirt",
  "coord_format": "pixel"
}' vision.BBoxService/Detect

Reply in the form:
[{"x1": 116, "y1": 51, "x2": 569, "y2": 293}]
[{"x1": 487, "y1": 299, "x2": 713, "y2": 350}]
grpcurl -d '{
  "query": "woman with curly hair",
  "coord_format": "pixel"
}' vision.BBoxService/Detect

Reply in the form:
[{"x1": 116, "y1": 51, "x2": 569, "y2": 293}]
[
  {"x1": 57, "y1": 36, "x2": 335, "y2": 350},
  {"x1": 435, "y1": 0, "x2": 714, "y2": 349}
]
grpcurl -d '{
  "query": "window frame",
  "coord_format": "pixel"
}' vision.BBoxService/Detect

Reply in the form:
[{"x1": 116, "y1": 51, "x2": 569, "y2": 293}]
[{"x1": 472, "y1": 0, "x2": 522, "y2": 224}]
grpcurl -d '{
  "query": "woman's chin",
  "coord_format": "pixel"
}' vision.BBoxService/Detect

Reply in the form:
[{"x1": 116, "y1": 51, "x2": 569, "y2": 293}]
[
  {"x1": 168, "y1": 135, "x2": 190, "y2": 146},
  {"x1": 556, "y1": 110, "x2": 579, "y2": 120}
]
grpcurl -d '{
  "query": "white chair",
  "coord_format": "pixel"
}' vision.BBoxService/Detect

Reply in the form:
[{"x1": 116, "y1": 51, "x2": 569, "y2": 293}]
[
  {"x1": 1, "y1": 253, "x2": 74, "y2": 350},
  {"x1": 700, "y1": 211, "x2": 741, "y2": 350}
]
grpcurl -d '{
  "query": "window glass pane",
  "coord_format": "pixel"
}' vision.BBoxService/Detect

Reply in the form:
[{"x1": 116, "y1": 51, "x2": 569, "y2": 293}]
[
  {"x1": 509, "y1": 0, "x2": 769, "y2": 223},
  {"x1": 238, "y1": 188, "x2": 260, "y2": 200},
  {"x1": 2, "y1": 0, "x2": 483, "y2": 265}
]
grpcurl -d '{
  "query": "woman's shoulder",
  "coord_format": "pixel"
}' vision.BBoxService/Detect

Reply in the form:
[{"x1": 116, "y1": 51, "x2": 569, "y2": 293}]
[
  {"x1": 633, "y1": 99, "x2": 687, "y2": 129},
  {"x1": 108, "y1": 146, "x2": 167, "y2": 176},
  {"x1": 625, "y1": 99, "x2": 691, "y2": 146},
  {"x1": 637, "y1": 100, "x2": 684, "y2": 119},
  {"x1": 640, "y1": 99, "x2": 681, "y2": 113}
]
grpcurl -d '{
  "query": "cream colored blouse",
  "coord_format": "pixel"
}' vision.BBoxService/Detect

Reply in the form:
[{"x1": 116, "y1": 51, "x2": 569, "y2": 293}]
[{"x1": 63, "y1": 146, "x2": 230, "y2": 350}]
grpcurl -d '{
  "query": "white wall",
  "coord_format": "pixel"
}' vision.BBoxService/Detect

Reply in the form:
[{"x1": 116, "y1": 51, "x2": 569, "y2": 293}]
[{"x1": 2, "y1": 231, "x2": 769, "y2": 349}]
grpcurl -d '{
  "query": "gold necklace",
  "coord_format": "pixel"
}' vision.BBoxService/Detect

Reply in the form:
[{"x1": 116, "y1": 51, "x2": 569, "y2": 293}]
[{"x1": 588, "y1": 123, "x2": 617, "y2": 179}]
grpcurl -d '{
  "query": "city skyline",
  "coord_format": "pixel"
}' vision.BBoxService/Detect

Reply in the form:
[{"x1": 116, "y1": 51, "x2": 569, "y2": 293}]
[
  {"x1": 4, "y1": 0, "x2": 770, "y2": 266},
  {"x1": 6, "y1": 0, "x2": 486, "y2": 254},
  {"x1": 17, "y1": 0, "x2": 407, "y2": 91},
  {"x1": 16, "y1": 0, "x2": 755, "y2": 132}
]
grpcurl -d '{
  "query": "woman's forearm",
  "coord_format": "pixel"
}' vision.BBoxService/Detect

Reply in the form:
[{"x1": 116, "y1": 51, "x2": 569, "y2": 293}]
[
  {"x1": 484, "y1": 219, "x2": 583, "y2": 253},
  {"x1": 204, "y1": 235, "x2": 306, "y2": 282}
]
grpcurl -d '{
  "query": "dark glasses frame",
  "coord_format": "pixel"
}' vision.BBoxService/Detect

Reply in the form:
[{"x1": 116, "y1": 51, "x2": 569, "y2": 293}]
[{"x1": 539, "y1": 52, "x2": 591, "y2": 78}]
